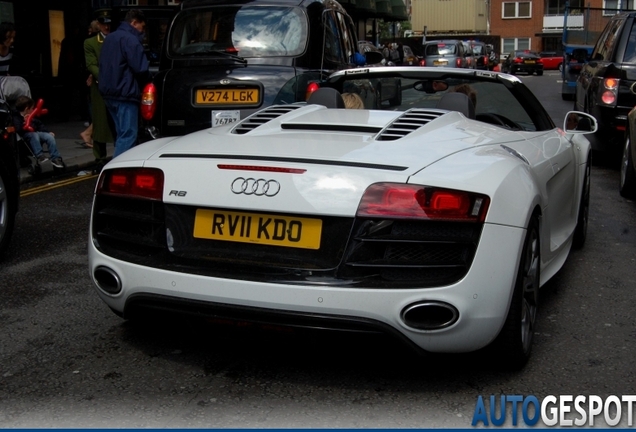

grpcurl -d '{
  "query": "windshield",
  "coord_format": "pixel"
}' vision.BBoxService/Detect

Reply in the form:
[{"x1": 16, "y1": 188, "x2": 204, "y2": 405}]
[
  {"x1": 168, "y1": 6, "x2": 308, "y2": 57},
  {"x1": 337, "y1": 73, "x2": 538, "y2": 131},
  {"x1": 426, "y1": 43, "x2": 458, "y2": 56},
  {"x1": 472, "y1": 45, "x2": 484, "y2": 55}
]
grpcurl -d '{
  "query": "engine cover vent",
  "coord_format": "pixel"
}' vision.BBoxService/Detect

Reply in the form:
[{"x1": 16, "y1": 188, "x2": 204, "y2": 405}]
[
  {"x1": 377, "y1": 108, "x2": 446, "y2": 141},
  {"x1": 232, "y1": 105, "x2": 302, "y2": 135}
]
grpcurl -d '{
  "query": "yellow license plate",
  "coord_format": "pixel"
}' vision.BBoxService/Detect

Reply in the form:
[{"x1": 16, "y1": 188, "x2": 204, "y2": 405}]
[
  {"x1": 525, "y1": 60, "x2": 535, "y2": 64},
  {"x1": 193, "y1": 209, "x2": 322, "y2": 250},
  {"x1": 433, "y1": 60, "x2": 448, "y2": 66},
  {"x1": 195, "y1": 89, "x2": 259, "y2": 105}
]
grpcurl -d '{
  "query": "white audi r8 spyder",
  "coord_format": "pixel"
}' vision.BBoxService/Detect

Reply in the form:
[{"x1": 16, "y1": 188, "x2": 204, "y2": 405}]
[{"x1": 89, "y1": 67, "x2": 596, "y2": 369}]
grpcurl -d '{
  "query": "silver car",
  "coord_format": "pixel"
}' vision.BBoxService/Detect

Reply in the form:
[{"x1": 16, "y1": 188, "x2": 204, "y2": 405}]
[{"x1": 420, "y1": 40, "x2": 469, "y2": 68}]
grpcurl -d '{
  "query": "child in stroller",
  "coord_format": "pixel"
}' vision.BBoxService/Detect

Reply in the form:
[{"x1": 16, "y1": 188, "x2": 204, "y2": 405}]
[
  {"x1": 1, "y1": 76, "x2": 64, "y2": 173},
  {"x1": 13, "y1": 95, "x2": 64, "y2": 169}
]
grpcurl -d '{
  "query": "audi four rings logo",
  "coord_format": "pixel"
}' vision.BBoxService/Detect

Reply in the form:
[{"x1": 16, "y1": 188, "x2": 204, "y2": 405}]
[{"x1": 231, "y1": 177, "x2": 281, "y2": 197}]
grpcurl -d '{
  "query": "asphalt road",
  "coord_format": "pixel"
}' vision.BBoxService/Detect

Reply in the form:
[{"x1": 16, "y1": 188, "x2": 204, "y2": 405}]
[{"x1": 1, "y1": 70, "x2": 635, "y2": 428}]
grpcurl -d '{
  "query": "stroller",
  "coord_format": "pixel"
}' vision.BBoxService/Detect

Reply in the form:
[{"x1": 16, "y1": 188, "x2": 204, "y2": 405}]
[{"x1": 0, "y1": 76, "x2": 54, "y2": 176}]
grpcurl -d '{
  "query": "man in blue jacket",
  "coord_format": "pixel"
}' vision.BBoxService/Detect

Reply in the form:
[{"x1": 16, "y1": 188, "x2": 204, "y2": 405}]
[{"x1": 99, "y1": 9, "x2": 149, "y2": 157}]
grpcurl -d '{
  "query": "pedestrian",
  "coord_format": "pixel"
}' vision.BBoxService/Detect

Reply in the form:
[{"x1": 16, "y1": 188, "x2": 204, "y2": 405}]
[
  {"x1": 58, "y1": 24, "x2": 87, "y2": 121},
  {"x1": 99, "y1": 9, "x2": 149, "y2": 158},
  {"x1": 13, "y1": 95, "x2": 65, "y2": 168},
  {"x1": 84, "y1": 14, "x2": 115, "y2": 171},
  {"x1": 0, "y1": 22, "x2": 16, "y2": 76}
]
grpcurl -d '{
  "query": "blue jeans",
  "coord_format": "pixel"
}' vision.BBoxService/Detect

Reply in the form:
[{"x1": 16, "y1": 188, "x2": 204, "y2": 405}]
[
  {"x1": 105, "y1": 99, "x2": 138, "y2": 158},
  {"x1": 24, "y1": 131, "x2": 61, "y2": 159}
]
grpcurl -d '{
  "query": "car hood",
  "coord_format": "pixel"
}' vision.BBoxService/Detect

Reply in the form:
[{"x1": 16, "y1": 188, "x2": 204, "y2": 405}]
[{"x1": 113, "y1": 104, "x2": 525, "y2": 216}]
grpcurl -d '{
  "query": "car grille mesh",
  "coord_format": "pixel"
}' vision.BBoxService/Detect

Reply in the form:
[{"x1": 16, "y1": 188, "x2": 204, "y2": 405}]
[
  {"x1": 341, "y1": 219, "x2": 482, "y2": 287},
  {"x1": 93, "y1": 196, "x2": 483, "y2": 289},
  {"x1": 232, "y1": 105, "x2": 302, "y2": 135},
  {"x1": 377, "y1": 109, "x2": 446, "y2": 141}
]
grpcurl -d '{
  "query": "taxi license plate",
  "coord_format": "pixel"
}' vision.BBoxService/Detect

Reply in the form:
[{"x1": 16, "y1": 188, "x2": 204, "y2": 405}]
[
  {"x1": 525, "y1": 60, "x2": 536, "y2": 64},
  {"x1": 433, "y1": 60, "x2": 448, "y2": 66},
  {"x1": 195, "y1": 89, "x2": 259, "y2": 105},
  {"x1": 193, "y1": 209, "x2": 322, "y2": 250},
  {"x1": 212, "y1": 110, "x2": 240, "y2": 127}
]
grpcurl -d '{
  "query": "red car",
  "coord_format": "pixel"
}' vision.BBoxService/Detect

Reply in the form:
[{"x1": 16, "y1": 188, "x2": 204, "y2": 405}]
[{"x1": 539, "y1": 51, "x2": 563, "y2": 70}]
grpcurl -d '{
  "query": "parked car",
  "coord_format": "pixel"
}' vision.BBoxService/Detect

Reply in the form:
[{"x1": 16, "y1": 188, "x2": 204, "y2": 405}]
[
  {"x1": 561, "y1": 44, "x2": 592, "y2": 101},
  {"x1": 621, "y1": 104, "x2": 636, "y2": 198},
  {"x1": 140, "y1": 0, "x2": 379, "y2": 139},
  {"x1": 469, "y1": 41, "x2": 489, "y2": 70},
  {"x1": 419, "y1": 40, "x2": 470, "y2": 68},
  {"x1": 575, "y1": 11, "x2": 636, "y2": 152},
  {"x1": 501, "y1": 50, "x2": 544, "y2": 75},
  {"x1": 461, "y1": 41, "x2": 475, "y2": 69},
  {"x1": 0, "y1": 83, "x2": 19, "y2": 259},
  {"x1": 89, "y1": 66, "x2": 596, "y2": 369},
  {"x1": 538, "y1": 51, "x2": 562, "y2": 70}
]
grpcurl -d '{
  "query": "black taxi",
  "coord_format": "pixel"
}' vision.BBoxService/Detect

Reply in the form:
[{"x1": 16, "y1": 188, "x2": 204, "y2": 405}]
[{"x1": 141, "y1": 0, "x2": 371, "y2": 139}]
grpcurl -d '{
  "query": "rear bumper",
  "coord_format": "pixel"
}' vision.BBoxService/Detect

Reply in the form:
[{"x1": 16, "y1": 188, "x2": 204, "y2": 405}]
[{"x1": 89, "y1": 222, "x2": 526, "y2": 354}]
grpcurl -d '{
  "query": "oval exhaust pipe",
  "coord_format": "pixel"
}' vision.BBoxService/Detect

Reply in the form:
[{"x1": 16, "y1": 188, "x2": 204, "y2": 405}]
[
  {"x1": 94, "y1": 266, "x2": 122, "y2": 295},
  {"x1": 401, "y1": 301, "x2": 459, "y2": 330}
]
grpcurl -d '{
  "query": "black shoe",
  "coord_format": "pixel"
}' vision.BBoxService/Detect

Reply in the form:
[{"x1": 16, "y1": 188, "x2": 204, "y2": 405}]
[
  {"x1": 37, "y1": 154, "x2": 49, "y2": 164},
  {"x1": 51, "y1": 158, "x2": 64, "y2": 168}
]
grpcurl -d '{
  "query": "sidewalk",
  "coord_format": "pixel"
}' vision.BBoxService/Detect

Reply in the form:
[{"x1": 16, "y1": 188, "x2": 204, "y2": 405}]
[{"x1": 19, "y1": 119, "x2": 115, "y2": 184}]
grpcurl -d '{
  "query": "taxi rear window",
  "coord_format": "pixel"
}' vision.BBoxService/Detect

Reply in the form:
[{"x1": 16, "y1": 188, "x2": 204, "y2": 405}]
[{"x1": 168, "y1": 6, "x2": 308, "y2": 58}]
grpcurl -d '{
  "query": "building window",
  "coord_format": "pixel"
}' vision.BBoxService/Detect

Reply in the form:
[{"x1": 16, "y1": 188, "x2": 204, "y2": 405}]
[
  {"x1": 545, "y1": 0, "x2": 584, "y2": 15},
  {"x1": 502, "y1": 37, "x2": 531, "y2": 53},
  {"x1": 503, "y1": 1, "x2": 532, "y2": 18},
  {"x1": 127, "y1": 0, "x2": 139, "y2": 5},
  {"x1": 603, "y1": 0, "x2": 635, "y2": 14}
]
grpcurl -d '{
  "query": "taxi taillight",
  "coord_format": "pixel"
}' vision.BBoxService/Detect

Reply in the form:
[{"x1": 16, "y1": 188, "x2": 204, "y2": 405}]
[
  {"x1": 305, "y1": 82, "x2": 320, "y2": 101},
  {"x1": 140, "y1": 83, "x2": 157, "y2": 121}
]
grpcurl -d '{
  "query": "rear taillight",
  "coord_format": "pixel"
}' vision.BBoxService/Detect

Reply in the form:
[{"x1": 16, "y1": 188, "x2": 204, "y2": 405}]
[
  {"x1": 97, "y1": 168, "x2": 164, "y2": 201},
  {"x1": 513, "y1": 57, "x2": 523, "y2": 63},
  {"x1": 600, "y1": 78, "x2": 620, "y2": 105},
  {"x1": 456, "y1": 58, "x2": 462, "y2": 67},
  {"x1": 356, "y1": 183, "x2": 490, "y2": 222},
  {"x1": 140, "y1": 83, "x2": 157, "y2": 121},
  {"x1": 419, "y1": 59, "x2": 426, "y2": 66},
  {"x1": 305, "y1": 82, "x2": 320, "y2": 101}
]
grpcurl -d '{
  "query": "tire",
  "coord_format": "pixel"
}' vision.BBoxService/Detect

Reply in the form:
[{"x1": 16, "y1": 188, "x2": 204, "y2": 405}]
[
  {"x1": 490, "y1": 215, "x2": 540, "y2": 370},
  {"x1": 573, "y1": 154, "x2": 591, "y2": 249},
  {"x1": 620, "y1": 136, "x2": 636, "y2": 199},
  {"x1": 0, "y1": 166, "x2": 17, "y2": 258}
]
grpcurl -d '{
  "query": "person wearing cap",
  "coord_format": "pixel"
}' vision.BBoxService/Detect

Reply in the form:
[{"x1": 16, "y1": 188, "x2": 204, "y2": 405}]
[
  {"x1": 99, "y1": 9, "x2": 149, "y2": 158},
  {"x1": 84, "y1": 12, "x2": 115, "y2": 171}
]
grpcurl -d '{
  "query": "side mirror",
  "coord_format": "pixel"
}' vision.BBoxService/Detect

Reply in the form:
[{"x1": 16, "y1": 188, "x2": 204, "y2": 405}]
[{"x1": 564, "y1": 111, "x2": 598, "y2": 134}]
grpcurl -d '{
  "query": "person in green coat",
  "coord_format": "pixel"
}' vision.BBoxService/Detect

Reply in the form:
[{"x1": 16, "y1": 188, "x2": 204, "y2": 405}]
[{"x1": 84, "y1": 14, "x2": 115, "y2": 171}]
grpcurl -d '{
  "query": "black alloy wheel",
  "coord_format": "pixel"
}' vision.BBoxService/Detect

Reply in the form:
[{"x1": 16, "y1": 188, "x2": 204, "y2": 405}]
[
  {"x1": 620, "y1": 136, "x2": 636, "y2": 198},
  {"x1": 491, "y1": 215, "x2": 540, "y2": 370},
  {"x1": 573, "y1": 154, "x2": 591, "y2": 248},
  {"x1": 0, "y1": 167, "x2": 16, "y2": 258}
]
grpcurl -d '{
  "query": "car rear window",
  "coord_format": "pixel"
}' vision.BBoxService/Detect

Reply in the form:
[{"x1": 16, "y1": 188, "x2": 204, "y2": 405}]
[
  {"x1": 425, "y1": 43, "x2": 458, "y2": 56},
  {"x1": 471, "y1": 45, "x2": 484, "y2": 55},
  {"x1": 168, "y1": 6, "x2": 308, "y2": 58}
]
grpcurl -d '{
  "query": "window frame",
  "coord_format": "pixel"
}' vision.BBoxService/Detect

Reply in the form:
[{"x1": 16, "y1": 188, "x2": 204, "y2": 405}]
[
  {"x1": 502, "y1": 1, "x2": 532, "y2": 18},
  {"x1": 502, "y1": 37, "x2": 532, "y2": 54}
]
